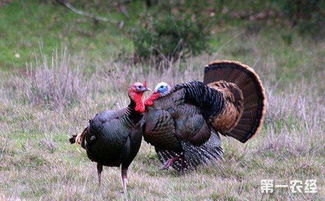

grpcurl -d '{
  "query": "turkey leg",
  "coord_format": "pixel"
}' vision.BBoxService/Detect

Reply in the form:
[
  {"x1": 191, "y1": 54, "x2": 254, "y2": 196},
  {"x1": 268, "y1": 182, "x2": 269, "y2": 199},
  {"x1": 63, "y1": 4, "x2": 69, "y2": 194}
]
[
  {"x1": 160, "y1": 153, "x2": 185, "y2": 170},
  {"x1": 121, "y1": 168, "x2": 128, "y2": 194},
  {"x1": 180, "y1": 154, "x2": 185, "y2": 174},
  {"x1": 97, "y1": 163, "x2": 103, "y2": 187}
]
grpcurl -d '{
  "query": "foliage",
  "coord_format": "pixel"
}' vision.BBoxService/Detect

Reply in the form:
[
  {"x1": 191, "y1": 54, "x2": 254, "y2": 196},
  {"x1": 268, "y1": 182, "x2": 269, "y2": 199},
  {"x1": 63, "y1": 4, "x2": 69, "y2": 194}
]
[
  {"x1": 280, "y1": 0, "x2": 321, "y2": 22},
  {"x1": 1, "y1": 0, "x2": 324, "y2": 69},
  {"x1": 132, "y1": 14, "x2": 211, "y2": 62},
  {"x1": 272, "y1": 0, "x2": 324, "y2": 35},
  {"x1": 131, "y1": 0, "x2": 214, "y2": 63}
]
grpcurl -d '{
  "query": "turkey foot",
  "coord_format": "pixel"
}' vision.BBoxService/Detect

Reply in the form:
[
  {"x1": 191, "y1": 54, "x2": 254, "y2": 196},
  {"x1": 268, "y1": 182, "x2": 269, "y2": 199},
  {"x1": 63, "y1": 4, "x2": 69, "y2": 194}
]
[
  {"x1": 160, "y1": 154, "x2": 185, "y2": 171},
  {"x1": 160, "y1": 156, "x2": 180, "y2": 170}
]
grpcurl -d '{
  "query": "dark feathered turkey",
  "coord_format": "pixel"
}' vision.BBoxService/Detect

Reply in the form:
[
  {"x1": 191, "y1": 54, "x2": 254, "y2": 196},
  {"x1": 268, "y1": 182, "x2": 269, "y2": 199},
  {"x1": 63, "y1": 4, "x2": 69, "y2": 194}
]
[
  {"x1": 143, "y1": 60, "x2": 266, "y2": 171},
  {"x1": 69, "y1": 82, "x2": 149, "y2": 193}
]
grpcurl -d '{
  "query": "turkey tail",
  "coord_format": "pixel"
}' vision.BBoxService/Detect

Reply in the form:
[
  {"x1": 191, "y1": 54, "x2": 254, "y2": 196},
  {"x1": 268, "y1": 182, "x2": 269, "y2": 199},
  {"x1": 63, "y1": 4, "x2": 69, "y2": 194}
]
[
  {"x1": 69, "y1": 135, "x2": 77, "y2": 144},
  {"x1": 156, "y1": 133, "x2": 223, "y2": 171},
  {"x1": 69, "y1": 127, "x2": 88, "y2": 148},
  {"x1": 204, "y1": 60, "x2": 266, "y2": 143}
]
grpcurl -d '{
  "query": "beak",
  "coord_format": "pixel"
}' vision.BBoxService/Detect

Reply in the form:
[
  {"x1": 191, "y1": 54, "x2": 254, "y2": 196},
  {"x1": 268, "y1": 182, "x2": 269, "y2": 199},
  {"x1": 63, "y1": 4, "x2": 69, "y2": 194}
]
[
  {"x1": 139, "y1": 87, "x2": 151, "y2": 92},
  {"x1": 144, "y1": 87, "x2": 151, "y2": 91}
]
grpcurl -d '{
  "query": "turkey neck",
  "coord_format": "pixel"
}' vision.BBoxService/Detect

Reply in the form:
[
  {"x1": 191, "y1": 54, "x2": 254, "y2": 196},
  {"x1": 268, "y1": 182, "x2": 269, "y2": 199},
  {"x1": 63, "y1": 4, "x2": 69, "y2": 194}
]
[{"x1": 120, "y1": 98, "x2": 144, "y2": 128}]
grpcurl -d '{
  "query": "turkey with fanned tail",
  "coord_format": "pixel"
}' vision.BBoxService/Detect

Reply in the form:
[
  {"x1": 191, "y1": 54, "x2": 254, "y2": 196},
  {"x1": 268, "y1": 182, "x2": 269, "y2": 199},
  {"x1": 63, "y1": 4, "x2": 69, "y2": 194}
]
[
  {"x1": 143, "y1": 60, "x2": 266, "y2": 172},
  {"x1": 69, "y1": 82, "x2": 150, "y2": 193}
]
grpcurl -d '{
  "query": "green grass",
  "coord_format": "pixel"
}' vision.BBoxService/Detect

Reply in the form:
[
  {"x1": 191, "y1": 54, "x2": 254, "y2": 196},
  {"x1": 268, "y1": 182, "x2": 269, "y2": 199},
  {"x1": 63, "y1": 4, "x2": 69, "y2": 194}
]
[
  {"x1": 0, "y1": 0, "x2": 133, "y2": 69},
  {"x1": 0, "y1": 0, "x2": 324, "y2": 200},
  {"x1": 1, "y1": 49, "x2": 324, "y2": 200}
]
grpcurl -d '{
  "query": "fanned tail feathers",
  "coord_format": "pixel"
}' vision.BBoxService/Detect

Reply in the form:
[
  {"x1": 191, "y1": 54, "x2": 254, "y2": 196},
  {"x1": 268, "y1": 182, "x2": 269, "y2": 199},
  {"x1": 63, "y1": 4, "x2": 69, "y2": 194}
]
[{"x1": 204, "y1": 60, "x2": 266, "y2": 143}]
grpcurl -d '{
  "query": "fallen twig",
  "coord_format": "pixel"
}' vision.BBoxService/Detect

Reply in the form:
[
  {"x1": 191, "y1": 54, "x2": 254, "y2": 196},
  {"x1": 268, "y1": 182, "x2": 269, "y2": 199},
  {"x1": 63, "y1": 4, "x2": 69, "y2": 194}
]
[{"x1": 55, "y1": 0, "x2": 119, "y2": 25}]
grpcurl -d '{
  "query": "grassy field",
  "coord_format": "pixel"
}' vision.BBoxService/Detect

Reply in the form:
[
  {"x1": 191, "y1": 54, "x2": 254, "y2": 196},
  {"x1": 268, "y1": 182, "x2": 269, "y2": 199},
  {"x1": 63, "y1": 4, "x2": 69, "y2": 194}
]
[{"x1": 1, "y1": 0, "x2": 325, "y2": 201}]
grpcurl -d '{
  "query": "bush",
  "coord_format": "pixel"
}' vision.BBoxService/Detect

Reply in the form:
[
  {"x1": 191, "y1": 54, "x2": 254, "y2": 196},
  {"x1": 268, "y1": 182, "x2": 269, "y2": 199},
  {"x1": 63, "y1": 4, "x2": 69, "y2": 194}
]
[
  {"x1": 274, "y1": 0, "x2": 324, "y2": 35},
  {"x1": 132, "y1": 14, "x2": 211, "y2": 63}
]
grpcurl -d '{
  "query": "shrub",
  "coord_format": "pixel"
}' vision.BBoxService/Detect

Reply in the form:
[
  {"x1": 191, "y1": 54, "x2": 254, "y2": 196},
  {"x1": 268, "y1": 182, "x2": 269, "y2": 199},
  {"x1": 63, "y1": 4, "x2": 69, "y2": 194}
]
[
  {"x1": 132, "y1": 14, "x2": 211, "y2": 63},
  {"x1": 274, "y1": 0, "x2": 324, "y2": 36}
]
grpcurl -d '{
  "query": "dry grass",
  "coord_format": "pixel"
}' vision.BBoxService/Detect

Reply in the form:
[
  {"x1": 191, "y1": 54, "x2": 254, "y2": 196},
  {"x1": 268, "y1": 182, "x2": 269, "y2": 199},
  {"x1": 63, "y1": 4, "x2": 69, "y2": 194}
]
[{"x1": 1, "y1": 41, "x2": 325, "y2": 201}]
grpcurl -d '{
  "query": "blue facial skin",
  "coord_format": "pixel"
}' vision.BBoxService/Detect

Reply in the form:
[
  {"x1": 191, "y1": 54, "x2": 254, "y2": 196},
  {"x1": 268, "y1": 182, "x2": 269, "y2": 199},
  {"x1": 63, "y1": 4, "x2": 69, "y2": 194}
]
[{"x1": 157, "y1": 85, "x2": 168, "y2": 95}]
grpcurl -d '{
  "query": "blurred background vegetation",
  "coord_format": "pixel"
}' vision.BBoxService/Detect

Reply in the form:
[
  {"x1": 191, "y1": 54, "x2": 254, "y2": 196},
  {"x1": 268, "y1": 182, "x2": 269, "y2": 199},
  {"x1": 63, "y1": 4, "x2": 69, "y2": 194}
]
[{"x1": 0, "y1": 0, "x2": 324, "y2": 69}]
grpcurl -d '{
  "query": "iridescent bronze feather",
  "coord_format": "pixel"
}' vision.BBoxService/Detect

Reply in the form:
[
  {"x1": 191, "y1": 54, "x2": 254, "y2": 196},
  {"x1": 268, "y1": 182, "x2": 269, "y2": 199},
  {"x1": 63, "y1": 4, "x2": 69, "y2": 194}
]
[{"x1": 143, "y1": 60, "x2": 266, "y2": 171}]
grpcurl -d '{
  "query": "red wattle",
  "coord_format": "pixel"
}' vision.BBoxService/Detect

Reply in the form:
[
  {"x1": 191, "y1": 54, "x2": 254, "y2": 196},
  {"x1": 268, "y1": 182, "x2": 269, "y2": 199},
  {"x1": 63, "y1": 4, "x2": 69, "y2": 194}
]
[
  {"x1": 144, "y1": 92, "x2": 160, "y2": 106},
  {"x1": 132, "y1": 92, "x2": 146, "y2": 113},
  {"x1": 135, "y1": 104, "x2": 145, "y2": 113}
]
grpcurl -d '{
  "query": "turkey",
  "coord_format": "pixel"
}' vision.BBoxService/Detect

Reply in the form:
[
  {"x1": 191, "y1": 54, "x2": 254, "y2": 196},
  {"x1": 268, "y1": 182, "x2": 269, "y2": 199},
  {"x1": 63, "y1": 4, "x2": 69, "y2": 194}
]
[
  {"x1": 143, "y1": 60, "x2": 266, "y2": 172},
  {"x1": 69, "y1": 82, "x2": 150, "y2": 193}
]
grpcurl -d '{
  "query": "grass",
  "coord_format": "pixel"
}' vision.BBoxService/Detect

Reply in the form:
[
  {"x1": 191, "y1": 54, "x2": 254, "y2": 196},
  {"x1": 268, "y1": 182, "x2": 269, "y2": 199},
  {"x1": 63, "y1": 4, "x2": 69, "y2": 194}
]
[
  {"x1": 1, "y1": 44, "x2": 324, "y2": 200},
  {"x1": 0, "y1": 0, "x2": 132, "y2": 69},
  {"x1": 1, "y1": 0, "x2": 325, "y2": 200}
]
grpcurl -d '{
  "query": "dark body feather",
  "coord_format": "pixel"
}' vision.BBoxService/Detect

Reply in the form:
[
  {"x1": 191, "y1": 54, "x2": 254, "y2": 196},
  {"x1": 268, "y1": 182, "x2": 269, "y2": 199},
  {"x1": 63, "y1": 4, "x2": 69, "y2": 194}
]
[
  {"x1": 83, "y1": 103, "x2": 143, "y2": 169},
  {"x1": 143, "y1": 81, "x2": 225, "y2": 170},
  {"x1": 70, "y1": 82, "x2": 149, "y2": 193},
  {"x1": 143, "y1": 60, "x2": 266, "y2": 171},
  {"x1": 71, "y1": 100, "x2": 144, "y2": 190}
]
